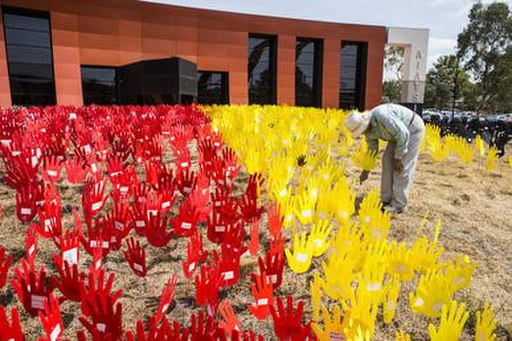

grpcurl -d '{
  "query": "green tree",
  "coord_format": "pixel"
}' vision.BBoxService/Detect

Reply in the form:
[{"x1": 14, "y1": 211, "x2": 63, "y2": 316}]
[
  {"x1": 382, "y1": 80, "x2": 401, "y2": 103},
  {"x1": 424, "y1": 55, "x2": 476, "y2": 110},
  {"x1": 457, "y1": 1, "x2": 512, "y2": 112}
]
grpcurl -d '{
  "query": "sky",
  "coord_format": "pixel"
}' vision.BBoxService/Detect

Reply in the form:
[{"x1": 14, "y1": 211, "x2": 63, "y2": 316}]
[{"x1": 145, "y1": 0, "x2": 511, "y2": 75}]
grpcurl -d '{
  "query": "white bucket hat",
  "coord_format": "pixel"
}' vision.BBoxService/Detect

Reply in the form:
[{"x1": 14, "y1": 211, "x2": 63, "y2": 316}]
[{"x1": 344, "y1": 111, "x2": 371, "y2": 138}]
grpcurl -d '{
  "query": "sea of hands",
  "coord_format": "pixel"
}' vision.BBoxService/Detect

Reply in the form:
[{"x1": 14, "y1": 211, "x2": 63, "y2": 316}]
[{"x1": 0, "y1": 105, "x2": 309, "y2": 341}]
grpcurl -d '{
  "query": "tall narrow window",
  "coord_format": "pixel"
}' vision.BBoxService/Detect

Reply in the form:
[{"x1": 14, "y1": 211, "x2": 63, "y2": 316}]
[
  {"x1": 339, "y1": 41, "x2": 367, "y2": 110},
  {"x1": 81, "y1": 66, "x2": 117, "y2": 105},
  {"x1": 197, "y1": 71, "x2": 229, "y2": 105},
  {"x1": 248, "y1": 34, "x2": 277, "y2": 105},
  {"x1": 296, "y1": 38, "x2": 323, "y2": 107},
  {"x1": 2, "y1": 6, "x2": 56, "y2": 106}
]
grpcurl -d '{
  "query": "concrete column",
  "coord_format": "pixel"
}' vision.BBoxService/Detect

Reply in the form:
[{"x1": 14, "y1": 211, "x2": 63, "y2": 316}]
[
  {"x1": 277, "y1": 33, "x2": 295, "y2": 106},
  {"x1": 322, "y1": 38, "x2": 340, "y2": 108},
  {"x1": 387, "y1": 27, "x2": 429, "y2": 109},
  {"x1": 51, "y1": 10, "x2": 83, "y2": 106}
]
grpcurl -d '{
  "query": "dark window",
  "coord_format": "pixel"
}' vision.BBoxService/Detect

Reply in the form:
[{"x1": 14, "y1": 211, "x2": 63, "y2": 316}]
[
  {"x1": 197, "y1": 71, "x2": 229, "y2": 105},
  {"x1": 81, "y1": 66, "x2": 118, "y2": 105},
  {"x1": 2, "y1": 6, "x2": 56, "y2": 106},
  {"x1": 296, "y1": 38, "x2": 323, "y2": 107},
  {"x1": 339, "y1": 41, "x2": 367, "y2": 110},
  {"x1": 248, "y1": 34, "x2": 277, "y2": 105}
]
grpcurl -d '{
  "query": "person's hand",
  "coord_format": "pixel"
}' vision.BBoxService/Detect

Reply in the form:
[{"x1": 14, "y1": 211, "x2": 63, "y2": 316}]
[
  {"x1": 359, "y1": 170, "x2": 370, "y2": 184},
  {"x1": 393, "y1": 159, "x2": 404, "y2": 173}
]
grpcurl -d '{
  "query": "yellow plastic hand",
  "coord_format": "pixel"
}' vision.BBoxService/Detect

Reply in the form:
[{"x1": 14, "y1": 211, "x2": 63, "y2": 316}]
[
  {"x1": 428, "y1": 300, "x2": 469, "y2": 341},
  {"x1": 442, "y1": 255, "x2": 477, "y2": 293},
  {"x1": 475, "y1": 302, "x2": 497, "y2": 341},
  {"x1": 485, "y1": 147, "x2": 498, "y2": 170},
  {"x1": 312, "y1": 304, "x2": 345, "y2": 341},
  {"x1": 293, "y1": 191, "x2": 317, "y2": 225},
  {"x1": 307, "y1": 219, "x2": 332, "y2": 257},
  {"x1": 383, "y1": 276, "x2": 401, "y2": 324},
  {"x1": 387, "y1": 241, "x2": 416, "y2": 281},
  {"x1": 409, "y1": 270, "x2": 453, "y2": 318},
  {"x1": 341, "y1": 286, "x2": 379, "y2": 339},
  {"x1": 319, "y1": 252, "x2": 356, "y2": 302},
  {"x1": 410, "y1": 236, "x2": 444, "y2": 273},
  {"x1": 285, "y1": 232, "x2": 314, "y2": 274}
]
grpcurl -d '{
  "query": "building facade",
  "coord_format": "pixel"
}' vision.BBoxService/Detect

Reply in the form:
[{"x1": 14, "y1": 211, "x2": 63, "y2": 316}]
[{"x1": 0, "y1": 0, "x2": 388, "y2": 109}]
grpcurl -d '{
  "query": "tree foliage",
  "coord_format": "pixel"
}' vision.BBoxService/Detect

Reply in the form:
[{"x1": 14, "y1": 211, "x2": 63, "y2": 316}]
[
  {"x1": 424, "y1": 55, "x2": 477, "y2": 110},
  {"x1": 457, "y1": 1, "x2": 512, "y2": 112}
]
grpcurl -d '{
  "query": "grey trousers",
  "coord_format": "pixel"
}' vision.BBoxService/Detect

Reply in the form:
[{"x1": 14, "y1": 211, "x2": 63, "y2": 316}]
[{"x1": 381, "y1": 116, "x2": 425, "y2": 209}]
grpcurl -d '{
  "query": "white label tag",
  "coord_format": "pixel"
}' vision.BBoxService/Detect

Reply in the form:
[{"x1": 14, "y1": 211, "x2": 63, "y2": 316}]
[
  {"x1": 184, "y1": 187, "x2": 191, "y2": 193},
  {"x1": 302, "y1": 209, "x2": 313, "y2": 218},
  {"x1": 188, "y1": 262, "x2": 196, "y2": 272},
  {"x1": 136, "y1": 220, "x2": 145, "y2": 228},
  {"x1": 148, "y1": 209, "x2": 158, "y2": 217},
  {"x1": 47, "y1": 170, "x2": 58, "y2": 177},
  {"x1": 296, "y1": 253, "x2": 309, "y2": 263},
  {"x1": 120, "y1": 186, "x2": 129, "y2": 194},
  {"x1": 69, "y1": 113, "x2": 77, "y2": 120},
  {"x1": 11, "y1": 151, "x2": 21, "y2": 157},
  {"x1": 91, "y1": 163, "x2": 98, "y2": 173},
  {"x1": 329, "y1": 332, "x2": 345, "y2": 341},
  {"x1": 50, "y1": 324, "x2": 62, "y2": 341},
  {"x1": 215, "y1": 225, "x2": 225, "y2": 232},
  {"x1": 257, "y1": 298, "x2": 268, "y2": 306},
  {"x1": 83, "y1": 145, "x2": 91, "y2": 154},
  {"x1": 90, "y1": 240, "x2": 97, "y2": 248},
  {"x1": 28, "y1": 244, "x2": 35, "y2": 256},
  {"x1": 95, "y1": 259, "x2": 102, "y2": 269},
  {"x1": 161, "y1": 303, "x2": 169, "y2": 314},
  {"x1": 115, "y1": 222, "x2": 124, "y2": 231},
  {"x1": 181, "y1": 162, "x2": 189, "y2": 168},
  {"x1": 21, "y1": 208, "x2": 32, "y2": 215},
  {"x1": 102, "y1": 241, "x2": 109, "y2": 249},
  {"x1": 214, "y1": 142, "x2": 220, "y2": 147},
  {"x1": 0, "y1": 139, "x2": 11, "y2": 146},
  {"x1": 63, "y1": 248, "x2": 78, "y2": 265},
  {"x1": 31, "y1": 295, "x2": 45, "y2": 310},
  {"x1": 161, "y1": 201, "x2": 171, "y2": 209},
  {"x1": 96, "y1": 323, "x2": 106, "y2": 332},
  {"x1": 91, "y1": 202, "x2": 102, "y2": 211},
  {"x1": 133, "y1": 263, "x2": 143, "y2": 272},
  {"x1": 32, "y1": 156, "x2": 39, "y2": 167},
  {"x1": 181, "y1": 222, "x2": 192, "y2": 230},
  {"x1": 222, "y1": 271, "x2": 234, "y2": 280}
]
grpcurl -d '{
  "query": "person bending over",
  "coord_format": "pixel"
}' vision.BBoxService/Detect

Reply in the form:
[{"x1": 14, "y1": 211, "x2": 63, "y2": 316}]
[{"x1": 344, "y1": 104, "x2": 425, "y2": 214}]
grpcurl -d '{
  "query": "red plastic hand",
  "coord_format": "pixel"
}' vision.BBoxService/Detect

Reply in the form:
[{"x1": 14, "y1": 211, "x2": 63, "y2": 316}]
[
  {"x1": 268, "y1": 202, "x2": 283, "y2": 238},
  {"x1": 248, "y1": 221, "x2": 260, "y2": 256},
  {"x1": 123, "y1": 237, "x2": 147, "y2": 277},
  {"x1": 35, "y1": 202, "x2": 62, "y2": 241},
  {"x1": 105, "y1": 201, "x2": 132, "y2": 249},
  {"x1": 182, "y1": 232, "x2": 208, "y2": 279},
  {"x1": 239, "y1": 193, "x2": 264, "y2": 224},
  {"x1": 146, "y1": 213, "x2": 173, "y2": 248},
  {"x1": 218, "y1": 300, "x2": 241, "y2": 335},
  {"x1": 189, "y1": 310, "x2": 218, "y2": 341},
  {"x1": 258, "y1": 251, "x2": 285, "y2": 290},
  {"x1": 0, "y1": 306, "x2": 24, "y2": 341},
  {"x1": 127, "y1": 317, "x2": 189, "y2": 341},
  {"x1": 64, "y1": 156, "x2": 88, "y2": 184},
  {"x1": 11, "y1": 259, "x2": 54, "y2": 316},
  {"x1": 154, "y1": 273, "x2": 178, "y2": 324},
  {"x1": 0, "y1": 245, "x2": 13, "y2": 289},
  {"x1": 16, "y1": 185, "x2": 37, "y2": 222},
  {"x1": 246, "y1": 173, "x2": 264, "y2": 200},
  {"x1": 195, "y1": 264, "x2": 222, "y2": 315},
  {"x1": 177, "y1": 168, "x2": 197, "y2": 197},
  {"x1": 221, "y1": 147, "x2": 241, "y2": 181},
  {"x1": 270, "y1": 296, "x2": 311, "y2": 341},
  {"x1": 82, "y1": 178, "x2": 106, "y2": 227},
  {"x1": 216, "y1": 246, "x2": 242, "y2": 288},
  {"x1": 51, "y1": 254, "x2": 84, "y2": 302},
  {"x1": 248, "y1": 272, "x2": 274, "y2": 320},
  {"x1": 173, "y1": 200, "x2": 200, "y2": 237},
  {"x1": 38, "y1": 294, "x2": 63, "y2": 341},
  {"x1": 81, "y1": 217, "x2": 112, "y2": 257},
  {"x1": 42, "y1": 155, "x2": 63, "y2": 183},
  {"x1": 79, "y1": 293, "x2": 123, "y2": 339},
  {"x1": 145, "y1": 161, "x2": 162, "y2": 188},
  {"x1": 79, "y1": 269, "x2": 122, "y2": 318}
]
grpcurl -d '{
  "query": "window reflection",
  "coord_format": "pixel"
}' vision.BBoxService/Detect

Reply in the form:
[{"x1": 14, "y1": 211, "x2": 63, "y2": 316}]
[
  {"x1": 248, "y1": 34, "x2": 277, "y2": 105},
  {"x1": 197, "y1": 71, "x2": 229, "y2": 105},
  {"x1": 339, "y1": 41, "x2": 367, "y2": 110},
  {"x1": 2, "y1": 6, "x2": 56, "y2": 106},
  {"x1": 81, "y1": 66, "x2": 118, "y2": 105},
  {"x1": 296, "y1": 38, "x2": 323, "y2": 107}
]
